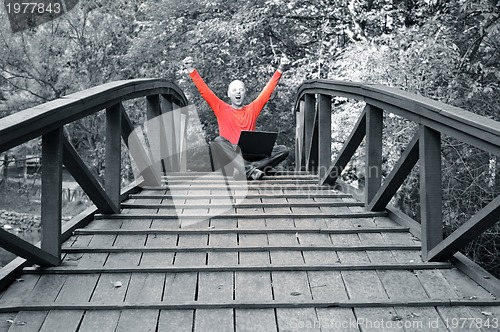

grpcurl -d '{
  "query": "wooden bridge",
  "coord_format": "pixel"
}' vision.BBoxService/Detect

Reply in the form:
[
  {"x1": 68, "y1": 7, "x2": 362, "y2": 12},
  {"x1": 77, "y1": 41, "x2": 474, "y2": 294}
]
[{"x1": 0, "y1": 78, "x2": 499, "y2": 331}]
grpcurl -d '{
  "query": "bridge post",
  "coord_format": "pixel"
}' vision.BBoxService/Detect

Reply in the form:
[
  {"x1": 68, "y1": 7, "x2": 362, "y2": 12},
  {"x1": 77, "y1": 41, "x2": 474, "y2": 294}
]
[
  {"x1": 365, "y1": 105, "x2": 383, "y2": 207},
  {"x1": 147, "y1": 95, "x2": 168, "y2": 174},
  {"x1": 420, "y1": 125, "x2": 443, "y2": 260},
  {"x1": 304, "y1": 94, "x2": 318, "y2": 173},
  {"x1": 41, "y1": 127, "x2": 63, "y2": 265},
  {"x1": 160, "y1": 96, "x2": 178, "y2": 172},
  {"x1": 318, "y1": 94, "x2": 332, "y2": 181},
  {"x1": 295, "y1": 100, "x2": 305, "y2": 171},
  {"x1": 106, "y1": 103, "x2": 122, "y2": 207}
]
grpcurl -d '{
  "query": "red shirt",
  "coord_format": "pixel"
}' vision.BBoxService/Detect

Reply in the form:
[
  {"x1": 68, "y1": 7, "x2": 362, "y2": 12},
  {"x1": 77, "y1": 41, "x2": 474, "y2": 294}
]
[{"x1": 189, "y1": 69, "x2": 282, "y2": 144}]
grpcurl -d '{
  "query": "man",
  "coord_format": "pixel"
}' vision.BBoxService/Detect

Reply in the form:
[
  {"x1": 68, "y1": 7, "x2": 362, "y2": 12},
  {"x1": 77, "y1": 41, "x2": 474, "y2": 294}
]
[{"x1": 183, "y1": 56, "x2": 290, "y2": 180}]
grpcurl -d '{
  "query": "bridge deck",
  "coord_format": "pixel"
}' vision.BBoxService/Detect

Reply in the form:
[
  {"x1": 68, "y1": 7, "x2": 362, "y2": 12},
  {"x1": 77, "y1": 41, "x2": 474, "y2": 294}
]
[{"x1": 0, "y1": 172, "x2": 499, "y2": 331}]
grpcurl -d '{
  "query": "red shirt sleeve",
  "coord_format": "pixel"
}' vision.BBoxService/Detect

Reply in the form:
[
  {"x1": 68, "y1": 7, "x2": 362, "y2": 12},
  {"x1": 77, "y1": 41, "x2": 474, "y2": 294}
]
[
  {"x1": 248, "y1": 70, "x2": 282, "y2": 116},
  {"x1": 189, "y1": 70, "x2": 223, "y2": 117}
]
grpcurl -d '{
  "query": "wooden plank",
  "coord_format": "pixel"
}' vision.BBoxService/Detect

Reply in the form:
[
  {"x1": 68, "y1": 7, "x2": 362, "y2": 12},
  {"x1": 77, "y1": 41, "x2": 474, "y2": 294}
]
[
  {"x1": 90, "y1": 272, "x2": 130, "y2": 303},
  {"x1": 197, "y1": 272, "x2": 233, "y2": 302},
  {"x1": 268, "y1": 218, "x2": 303, "y2": 265},
  {"x1": 322, "y1": 108, "x2": 366, "y2": 185},
  {"x1": 78, "y1": 310, "x2": 120, "y2": 332},
  {"x1": 125, "y1": 273, "x2": 165, "y2": 302},
  {"x1": 428, "y1": 194, "x2": 500, "y2": 261},
  {"x1": 41, "y1": 128, "x2": 63, "y2": 265},
  {"x1": 75, "y1": 233, "x2": 113, "y2": 268},
  {"x1": 419, "y1": 125, "x2": 443, "y2": 260},
  {"x1": 276, "y1": 308, "x2": 320, "y2": 332},
  {"x1": 141, "y1": 234, "x2": 176, "y2": 267},
  {"x1": 163, "y1": 273, "x2": 198, "y2": 302},
  {"x1": 105, "y1": 234, "x2": 145, "y2": 267},
  {"x1": 368, "y1": 130, "x2": 419, "y2": 211},
  {"x1": 6, "y1": 311, "x2": 47, "y2": 332},
  {"x1": 105, "y1": 103, "x2": 122, "y2": 207},
  {"x1": 318, "y1": 93, "x2": 332, "y2": 180},
  {"x1": 235, "y1": 309, "x2": 277, "y2": 332},
  {"x1": 56, "y1": 274, "x2": 99, "y2": 303},
  {"x1": 437, "y1": 307, "x2": 482, "y2": 331},
  {"x1": 2, "y1": 298, "x2": 500, "y2": 311},
  {"x1": 308, "y1": 271, "x2": 348, "y2": 301},
  {"x1": 94, "y1": 211, "x2": 388, "y2": 219},
  {"x1": 115, "y1": 310, "x2": 159, "y2": 332},
  {"x1": 38, "y1": 310, "x2": 83, "y2": 332},
  {"x1": 174, "y1": 234, "x2": 208, "y2": 266},
  {"x1": 365, "y1": 104, "x2": 383, "y2": 206},
  {"x1": 158, "y1": 310, "x2": 194, "y2": 332},
  {"x1": 315, "y1": 308, "x2": 360, "y2": 331},
  {"x1": 62, "y1": 243, "x2": 421, "y2": 253},
  {"x1": 393, "y1": 307, "x2": 446, "y2": 331},
  {"x1": 208, "y1": 219, "x2": 238, "y2": 266},
  {"x1": 354, "y1": 307, "x2": 405, "y2": 332},
  {"x1": 194, "y1": 309, "x2": 233, "y2": 332},
  {"x1": 24, "y1": 262, "x2": 453, "y2": 274},
  {"x1": 238, "y1": 218, "x2": 270, "y2": 266},
  {"x1": 26, "y1": 274, "x2": 66, "y2": 303},
  {"x1": 378, "y1": 270, "x2": 429, "y2": 300},
  {"x1": 272, "y1": 271, "x2": 312, "y2": 302},
  {"x1": 235, "y1": 272, "x2": 273, "y2": 302}
]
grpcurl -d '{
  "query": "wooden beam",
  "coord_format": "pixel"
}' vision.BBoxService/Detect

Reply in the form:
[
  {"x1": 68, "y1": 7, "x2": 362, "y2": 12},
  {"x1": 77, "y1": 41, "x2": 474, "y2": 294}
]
[
  {"x1": 159, "y1": 96, "x2": 176, "y2": 172},
  {"x1": 365, "y1": 105, "x2": 384, "y2": 206},
  {"x1": 1, "y1": 298, "x2": 498, "y2": 312},
  {"x1": 61, "y1": 244, "x2": 420, "y2": 253},
  {"x1": 62, "y1": 138, "x2": 119, "y2": 214},
  {"x1": 295, "y1": 100, "x2": 305, "y2": 171},
  {"x1": 24, "y1": 262, "x2": 451, "y2": 274},
  {"x1": 318, "y1": 94, "x2": 332, "y2": 181},
  {"x1": 41, "y1": 128, "x2": 63, "y2": 265},
  {"x1": 120, "y1": 105, "x2": 161, "y2": 186},
  {"x1": 105, "y1": 103, "x2": 122, "y2": 207},
  {"x1": 368, "y1": 131, "x2": 420, "y2": 211},
  {"x1": 420, "y1": 125, "x2": 443, "y2": 260},
  {"x1": 74, "y1": 226, "x2": 409, "y2": 235},
  {"x1": 0, "y1": 229, "x2": 59, "y2": 266},
  {"x1": 304, "y1": 94, "x2": 318, "y2": 172},
  {"x1": 120, "y1": 201, "x2": 364, "y2": 209},
  {"x1": 321, "y1": 107, "x2": 367, "y2": 185},
  {"x1": 94, "y1": 211, "x2": 387, "y2": 220},
  {"x1": 172, "y1": 101, "x2": 182, "y2": 172},
  {"x1": 428, "y1": 194, "x2": 500, "y2": 261},
  {"x1": 146, "y1": 94, "x2": 168, "y2": 174}
]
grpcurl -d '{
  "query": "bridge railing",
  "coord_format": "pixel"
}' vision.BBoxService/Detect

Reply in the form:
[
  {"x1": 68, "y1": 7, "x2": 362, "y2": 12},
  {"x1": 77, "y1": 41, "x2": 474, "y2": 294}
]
[
  {"x1": 294, "y1": 80, "x2": 500, "y2": 264},
  {"x1": 0, "y1": 79, "x2": 189, "y2": 268}
]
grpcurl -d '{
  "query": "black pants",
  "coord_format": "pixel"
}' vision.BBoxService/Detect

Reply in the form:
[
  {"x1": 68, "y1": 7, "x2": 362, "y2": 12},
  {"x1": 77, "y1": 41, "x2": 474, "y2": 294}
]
[{"x1": 210, "y1": 136, "x2": 289, "y2": 178}]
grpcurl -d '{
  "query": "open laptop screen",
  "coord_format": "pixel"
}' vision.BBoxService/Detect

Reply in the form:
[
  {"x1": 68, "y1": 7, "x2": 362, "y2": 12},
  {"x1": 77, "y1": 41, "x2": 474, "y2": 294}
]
[{"x1": 237, "y1": 131, "x2": 277, "y2": 161}]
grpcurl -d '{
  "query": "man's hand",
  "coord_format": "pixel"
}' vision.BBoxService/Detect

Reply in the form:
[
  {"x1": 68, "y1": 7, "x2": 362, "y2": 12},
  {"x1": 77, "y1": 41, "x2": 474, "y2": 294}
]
[
  {"x1": 278, "y1": 55, "x2": 291, "y2": 72},
  {"x1": 182, "y1": 56, "x2": 195, "y2": 73}
]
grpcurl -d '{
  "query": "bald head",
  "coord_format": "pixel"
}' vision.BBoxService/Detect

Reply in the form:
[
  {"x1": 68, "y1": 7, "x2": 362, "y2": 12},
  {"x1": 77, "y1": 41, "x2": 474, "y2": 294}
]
[{"x1": 227, "y1": 80, "x2": 246, "y2": 109}]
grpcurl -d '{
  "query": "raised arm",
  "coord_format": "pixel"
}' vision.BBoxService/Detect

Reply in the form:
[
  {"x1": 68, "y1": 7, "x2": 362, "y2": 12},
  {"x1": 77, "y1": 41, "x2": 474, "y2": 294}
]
[
  {"x1": 183, "y1": 57, "x2": 223, "y2": 116},
  {"x1": 250, "y1": 55, "x2": 290, "y2": 112}
]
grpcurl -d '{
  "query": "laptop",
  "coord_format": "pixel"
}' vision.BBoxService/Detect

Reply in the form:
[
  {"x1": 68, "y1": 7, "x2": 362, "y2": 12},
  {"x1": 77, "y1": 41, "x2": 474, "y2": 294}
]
[{"x1": 237, "y1": 130, "x2": 278, "y2": 161}]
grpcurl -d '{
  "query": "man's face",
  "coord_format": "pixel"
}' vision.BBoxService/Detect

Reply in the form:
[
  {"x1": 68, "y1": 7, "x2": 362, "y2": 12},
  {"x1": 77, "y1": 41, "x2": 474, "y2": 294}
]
[{"x1": 228, "y1": 80, "x2": 246, "y2": 108}]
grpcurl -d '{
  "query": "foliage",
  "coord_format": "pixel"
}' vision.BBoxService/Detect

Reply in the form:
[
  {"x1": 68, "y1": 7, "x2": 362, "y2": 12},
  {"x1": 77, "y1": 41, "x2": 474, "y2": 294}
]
[{"x1": 0, "y1": 0, "x2": 500, "y2": 274}]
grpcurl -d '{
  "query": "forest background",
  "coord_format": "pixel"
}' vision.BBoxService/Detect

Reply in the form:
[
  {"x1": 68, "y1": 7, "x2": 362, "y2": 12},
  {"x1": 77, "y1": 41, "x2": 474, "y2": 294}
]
[{"x1": 0, "y1": 0, "x2": 499, "y2": 275}]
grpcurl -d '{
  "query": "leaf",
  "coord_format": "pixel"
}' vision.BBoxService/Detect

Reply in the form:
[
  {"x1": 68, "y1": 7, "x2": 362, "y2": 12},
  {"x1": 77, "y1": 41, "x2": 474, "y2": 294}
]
[
  {"x1": 391, "y1": 315, "x2": 403, "y2": 321},
  {"x1": 290, "y1": 292, "x2": 302, "y2": 296},
  {"x1": 481, "y1": 311, "x2": 493, "y2": 316},
  {"x1": 111, "y1": 281, "x2": 123, "y2": 288}
]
